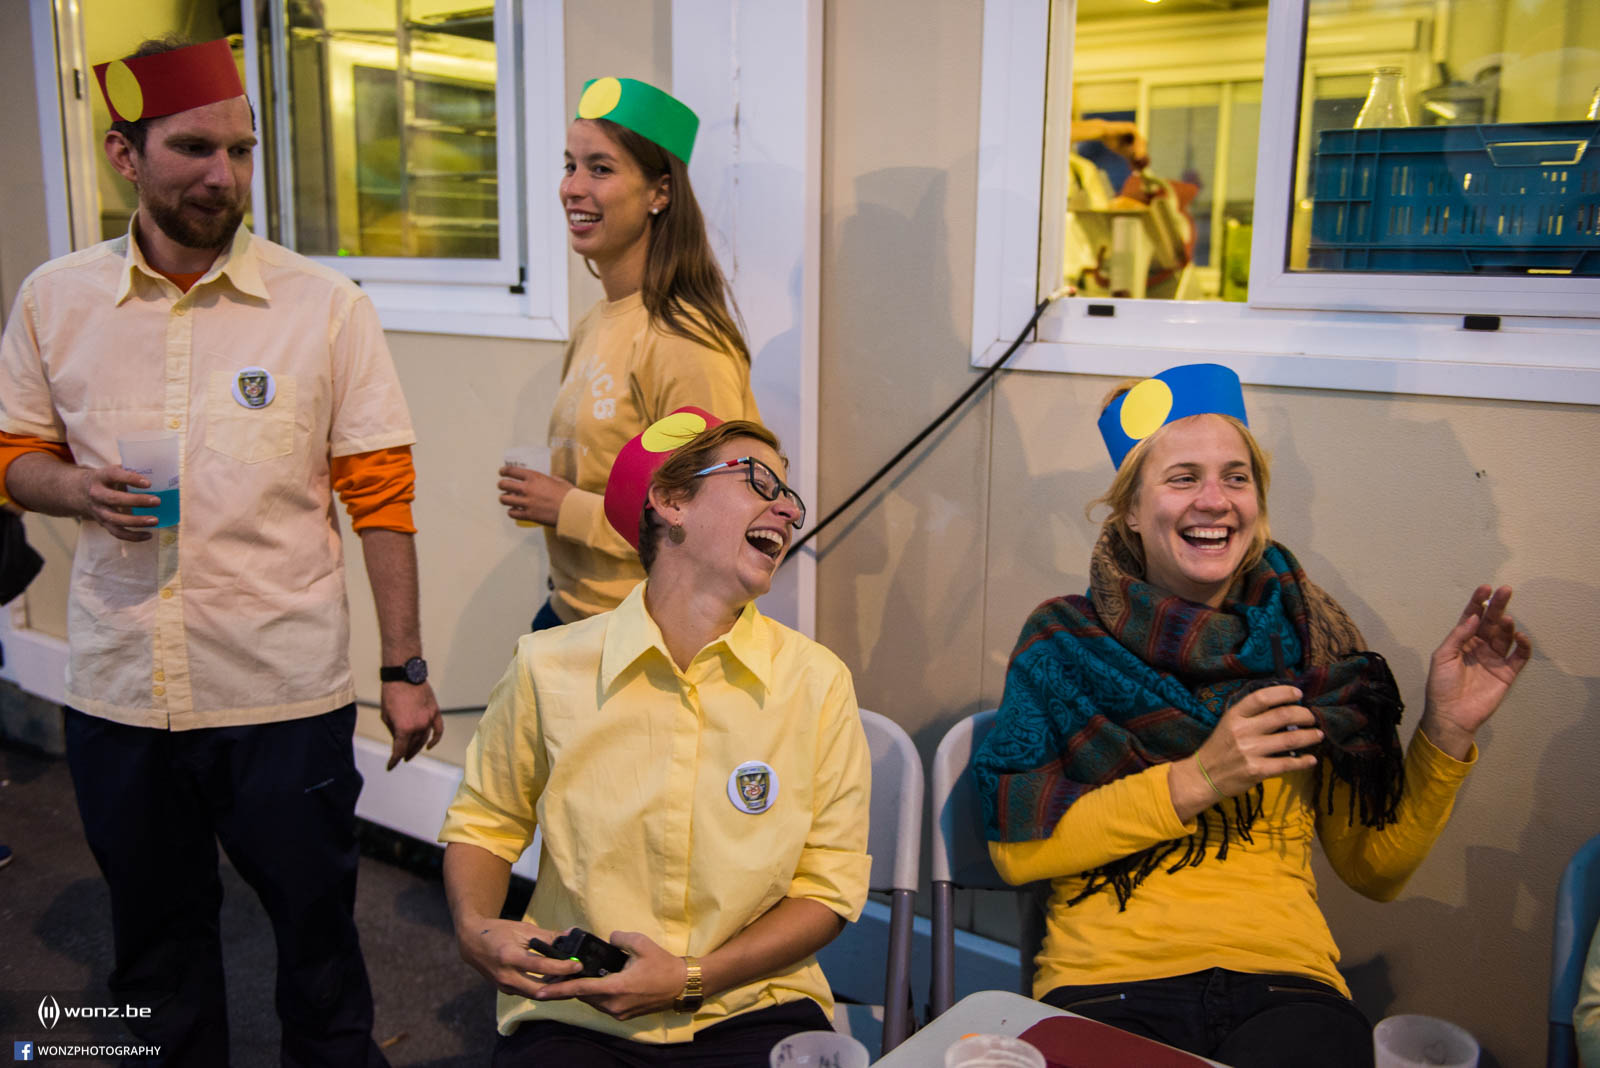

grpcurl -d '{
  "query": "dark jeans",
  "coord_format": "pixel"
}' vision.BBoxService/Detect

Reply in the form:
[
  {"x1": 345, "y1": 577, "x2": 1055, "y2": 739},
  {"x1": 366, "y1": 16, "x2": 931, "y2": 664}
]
[
  {"x1": 529, "y1": 598, "x2": 565, "y2": 633},
  {"x1": 1043, "y1": 969, "x2": 1373, "y2": 1068},
  {"x1": 64, "y1": 705, "x2": 387, "y2": 1068},
  {"x1": 492, "y1": 999, "x2": 831, "y2": 1067}
]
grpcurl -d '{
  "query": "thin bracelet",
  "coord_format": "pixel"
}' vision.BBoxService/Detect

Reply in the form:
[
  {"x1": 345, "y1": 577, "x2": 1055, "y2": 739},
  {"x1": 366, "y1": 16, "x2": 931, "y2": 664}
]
[{"x1": 1194, "y1": 754, "x2": 1226, "y2": 801}]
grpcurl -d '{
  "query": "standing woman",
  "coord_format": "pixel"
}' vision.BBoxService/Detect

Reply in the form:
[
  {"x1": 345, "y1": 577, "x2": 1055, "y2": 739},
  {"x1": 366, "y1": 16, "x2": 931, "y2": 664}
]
[{"x1": 499, "y1": 77, "x2": 760, "y2": 629}]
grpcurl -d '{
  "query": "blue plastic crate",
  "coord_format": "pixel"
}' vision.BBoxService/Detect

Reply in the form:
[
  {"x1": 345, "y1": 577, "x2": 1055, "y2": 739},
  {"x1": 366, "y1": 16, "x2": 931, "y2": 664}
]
[{"x1": 1307, "y1": 121, "x2": 1600, "y2": 275}]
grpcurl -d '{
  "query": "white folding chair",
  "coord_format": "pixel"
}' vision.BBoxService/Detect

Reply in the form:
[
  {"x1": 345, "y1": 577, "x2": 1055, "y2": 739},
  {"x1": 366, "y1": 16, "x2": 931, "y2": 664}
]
[
  {"x1": 816, "y1": 708, "x2": 923, "y2": 1056},
  {"x1": 929, "y1": 709, "x2": 1045, "y2": 1019}
]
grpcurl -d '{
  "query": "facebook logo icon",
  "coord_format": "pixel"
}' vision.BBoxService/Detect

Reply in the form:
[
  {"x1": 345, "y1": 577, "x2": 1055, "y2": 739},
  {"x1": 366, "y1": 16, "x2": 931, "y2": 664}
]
[{"x1": 12, "y1": 1041, "x2": 32, "y2": 1061}]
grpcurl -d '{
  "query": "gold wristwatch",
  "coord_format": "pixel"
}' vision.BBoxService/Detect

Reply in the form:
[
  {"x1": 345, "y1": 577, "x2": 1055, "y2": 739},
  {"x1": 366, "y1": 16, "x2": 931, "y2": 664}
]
[{"x1": 673, "y1": 955, "x2": 703, "y2": 1013}]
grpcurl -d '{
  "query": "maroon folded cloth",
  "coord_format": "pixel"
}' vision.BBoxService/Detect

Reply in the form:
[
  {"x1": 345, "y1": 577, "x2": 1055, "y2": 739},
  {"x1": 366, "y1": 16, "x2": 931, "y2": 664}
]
[{"x1": 1019, "y1": 1016, "x2": 1215, "y2": 1068}]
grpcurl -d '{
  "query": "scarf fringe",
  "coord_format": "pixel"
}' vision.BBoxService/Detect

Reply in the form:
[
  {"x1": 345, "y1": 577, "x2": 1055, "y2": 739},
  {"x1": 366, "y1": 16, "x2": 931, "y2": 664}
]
[{"x1": 1068, "y1": 785, "x2": 1265, "y2": 912}]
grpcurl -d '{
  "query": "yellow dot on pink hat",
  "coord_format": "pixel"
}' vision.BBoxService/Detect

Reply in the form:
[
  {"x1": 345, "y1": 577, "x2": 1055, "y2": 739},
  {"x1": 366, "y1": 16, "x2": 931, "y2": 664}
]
[
  {"x1": 641, "y1": 411, "x2": 707, "y2": 453},
  {"x1": 1119, "y1": 377, "x2": 1174, "y2": 441}
]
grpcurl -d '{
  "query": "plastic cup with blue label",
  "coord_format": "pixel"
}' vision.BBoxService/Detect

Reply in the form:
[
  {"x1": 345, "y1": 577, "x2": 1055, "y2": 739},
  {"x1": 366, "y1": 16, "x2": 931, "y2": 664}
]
[{"x1": 117, "y1": 431, "x2": 180, "y2": 528}]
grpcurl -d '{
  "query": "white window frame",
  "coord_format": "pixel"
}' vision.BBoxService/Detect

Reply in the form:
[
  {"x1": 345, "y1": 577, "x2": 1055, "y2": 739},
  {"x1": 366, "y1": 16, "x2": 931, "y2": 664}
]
[
  {"x1": 973, "y1": 0, "x2": 1600, "y2": 406},
  {"x1": 243, "y1": 0, "x2": 568, "y2": 340}
]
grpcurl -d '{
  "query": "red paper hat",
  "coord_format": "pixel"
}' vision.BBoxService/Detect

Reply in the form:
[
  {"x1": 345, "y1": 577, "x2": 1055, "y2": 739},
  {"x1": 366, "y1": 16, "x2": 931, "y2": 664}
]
[
  {"x1": 94, "y1": 39, "x2": 245, "y2": 124},
  {"x1": 605, "y1": 407, "x2": 723, "y2": 550}
]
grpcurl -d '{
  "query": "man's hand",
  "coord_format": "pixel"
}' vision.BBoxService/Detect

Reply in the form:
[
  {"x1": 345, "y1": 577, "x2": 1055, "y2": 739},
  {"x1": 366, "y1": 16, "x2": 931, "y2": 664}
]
[
  {"x1": 73, "y1": 465, "x2": 161, "y2": 541},
  {"x1": 533, "y1": 931, "x2": 687, "y2": 1020},
  {"x1": 381, "y1": 679, "x2": 443, "y2": 771}
]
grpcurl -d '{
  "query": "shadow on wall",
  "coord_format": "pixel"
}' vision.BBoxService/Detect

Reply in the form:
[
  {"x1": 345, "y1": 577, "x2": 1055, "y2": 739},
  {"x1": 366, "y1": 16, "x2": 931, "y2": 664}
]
[
  {"x1": 820, "y1": 162, "x2": 1005, "y2": 931},
  {"x1": 1256, "y1": 399, "x2": 1598, "y2": 1066}
]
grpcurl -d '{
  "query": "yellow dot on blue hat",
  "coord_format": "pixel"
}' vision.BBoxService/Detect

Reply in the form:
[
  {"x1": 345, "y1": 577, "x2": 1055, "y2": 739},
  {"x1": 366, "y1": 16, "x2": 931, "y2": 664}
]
[
  {"x1": 641, "y1": 410, "x2": 707, "y2": 453},
  {"x1": 578, "y1": 77, "x2": 623, "y2": 120},
  {"x1": 106, "y1": 60, "x2": 145, "y2": 122},
  {"x1": 1120, "y1": 377, "x2": 1174, "y2": 441}
]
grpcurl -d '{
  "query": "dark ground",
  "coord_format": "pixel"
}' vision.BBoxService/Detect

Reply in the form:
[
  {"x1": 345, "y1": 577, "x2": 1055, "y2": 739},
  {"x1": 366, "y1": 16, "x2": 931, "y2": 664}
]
[{"x1": 0, "y1": 740, "x2": 511, "y2": 1066}]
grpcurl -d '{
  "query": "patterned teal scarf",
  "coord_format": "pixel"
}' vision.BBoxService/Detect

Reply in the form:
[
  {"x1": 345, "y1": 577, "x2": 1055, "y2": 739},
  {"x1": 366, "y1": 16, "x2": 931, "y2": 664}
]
[{"x1": 975, "y1": 532, "x2": 1405, "y2": 909}]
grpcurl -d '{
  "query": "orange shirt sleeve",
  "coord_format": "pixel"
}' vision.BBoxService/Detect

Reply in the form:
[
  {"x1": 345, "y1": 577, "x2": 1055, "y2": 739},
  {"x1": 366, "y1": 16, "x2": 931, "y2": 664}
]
[
  {"x1": 0, "y1": 430, "x2": 74, "y2": 506},
  {"x1": 330, "y1": 445, "x2": 416, "y2": 534}
]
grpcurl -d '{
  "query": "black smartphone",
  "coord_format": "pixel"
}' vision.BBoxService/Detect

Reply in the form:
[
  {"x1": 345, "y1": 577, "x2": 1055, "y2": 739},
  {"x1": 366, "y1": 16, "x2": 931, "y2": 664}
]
[{"x1": 527, "y1": 928, "x2": 630, "y2": 978}]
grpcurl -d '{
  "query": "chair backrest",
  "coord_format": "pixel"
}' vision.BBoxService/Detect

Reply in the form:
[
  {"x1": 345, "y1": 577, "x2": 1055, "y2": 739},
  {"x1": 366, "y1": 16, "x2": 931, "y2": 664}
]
[
  {"x1": 817, "y1": 709, "x2": 923, "y2": 1057},
  {"x1": 931, "y1": 708, "x2": 1007, "y2": 890},
  {"x1": 1549, "y1": 833, "x2": 1600, "y2": 1067},
  {"x1": 859, "y1": 708, "x2": 923, "y2": 894}
]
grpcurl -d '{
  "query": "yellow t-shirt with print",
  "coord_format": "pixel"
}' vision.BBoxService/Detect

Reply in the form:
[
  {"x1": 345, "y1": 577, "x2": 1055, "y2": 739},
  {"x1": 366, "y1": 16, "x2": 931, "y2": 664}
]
[{"x1": 546, "y1": 292, "x2": 759, "y2": 621}]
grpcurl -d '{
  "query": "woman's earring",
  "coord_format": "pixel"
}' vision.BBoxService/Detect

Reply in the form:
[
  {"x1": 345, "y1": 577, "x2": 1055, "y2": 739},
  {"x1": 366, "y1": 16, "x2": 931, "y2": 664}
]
[
  {"x1": 651, "y1": 206, "x2": 662, "y2": 215},
  {"x1": 667, "y1": 523, "x2": 686, "y2": 544}
]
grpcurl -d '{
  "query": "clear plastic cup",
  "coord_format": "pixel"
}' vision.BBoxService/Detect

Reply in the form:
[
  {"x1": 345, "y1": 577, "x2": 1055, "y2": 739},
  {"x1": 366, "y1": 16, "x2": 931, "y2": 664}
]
[
  {"x1": 503, "y1": 445, "x2": 549, "y2": 527},
  {"x1": 769, "y1": 1029, "x2": 870, "y2": 1068},
  {"x1": 944, "y1": 1033, "x2": 1047, "y2": 1068},
  {"x1": 117, "y1": 431, "x2": 180, "y2": 528},
  {"x1": 1373, "y1": 1014, "x2": 1479, "y2": 1068}
]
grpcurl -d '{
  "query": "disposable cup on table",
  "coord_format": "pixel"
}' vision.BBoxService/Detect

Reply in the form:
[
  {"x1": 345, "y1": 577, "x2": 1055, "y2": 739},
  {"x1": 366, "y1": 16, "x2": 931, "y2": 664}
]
[
  {"x1": 117, "y1": 431, "x2": 180, "y2": 528},
  {"x1": 1373, "y1": 1015, "x2": 1479, "y2": 1068},
  {"x1": 944, "y1": 1033, "x2": 1047, "y2": 1068},
  {"x1": 503, "y1": 445, "x2": 550, "y2": 528},
  {"x1": 768, "y1": 1029, "x2": 869, "y2": 1068}
]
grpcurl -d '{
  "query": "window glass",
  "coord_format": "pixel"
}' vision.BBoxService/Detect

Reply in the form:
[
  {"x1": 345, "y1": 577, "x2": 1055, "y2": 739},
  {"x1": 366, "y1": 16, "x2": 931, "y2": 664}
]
[
  {"x1": 275, "y1": 0, "x2": 501, "y2": 259},
  {"x1": 1054, "y1": 1, "x2": 1270, "y2": 303},
  {"x1": 1290, "y1": 0, "x2": 1600, "y2": 279}
]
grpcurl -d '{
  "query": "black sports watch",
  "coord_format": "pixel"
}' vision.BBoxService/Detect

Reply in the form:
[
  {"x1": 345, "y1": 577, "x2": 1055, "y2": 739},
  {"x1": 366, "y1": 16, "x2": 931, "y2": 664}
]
[{"x1": 379, "y1": 656, "x2": 428, "y2": 685}]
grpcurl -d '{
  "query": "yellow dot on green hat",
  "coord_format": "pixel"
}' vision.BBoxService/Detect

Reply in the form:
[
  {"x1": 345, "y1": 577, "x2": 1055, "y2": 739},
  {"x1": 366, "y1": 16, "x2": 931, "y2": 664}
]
[
  {"x1": 641, "y1": 411, "x2": 707, "y2": 453},
  {"x1": 1120, "y1": 378, "x2": 1174, "y2": 441},
  {"x1": 578, "y1": 77, "x2": 623, "y2": 120},
  {"x1": 106, "y1": 61, "x2": 145, "y2": 122}
]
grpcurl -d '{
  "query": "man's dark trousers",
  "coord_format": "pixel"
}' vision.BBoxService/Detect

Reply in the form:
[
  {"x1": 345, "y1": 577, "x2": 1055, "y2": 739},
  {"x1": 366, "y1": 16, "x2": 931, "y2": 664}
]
[{"x1": 64, "y1": 704, "x2": 388, "y2": 1068}]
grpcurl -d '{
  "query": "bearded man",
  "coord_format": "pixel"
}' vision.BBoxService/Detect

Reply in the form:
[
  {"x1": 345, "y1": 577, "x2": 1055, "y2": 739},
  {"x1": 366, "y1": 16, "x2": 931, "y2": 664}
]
[{"x1": 0, "y1": 36, "x2": 442, "y2": 1066}]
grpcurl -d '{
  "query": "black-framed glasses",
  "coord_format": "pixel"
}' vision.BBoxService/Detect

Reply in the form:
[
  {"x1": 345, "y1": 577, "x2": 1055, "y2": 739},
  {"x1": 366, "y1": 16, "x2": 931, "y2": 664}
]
[{"x1": 691, "y1": 457, "x2": 807, "y2": 529}]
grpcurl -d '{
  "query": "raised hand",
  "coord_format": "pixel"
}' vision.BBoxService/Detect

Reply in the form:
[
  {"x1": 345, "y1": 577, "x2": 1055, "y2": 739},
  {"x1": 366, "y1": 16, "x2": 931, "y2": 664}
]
[
  {"x1": 1169, "y1": 684, "x2": 1322, "y2": 822},
  {"x1": 1419, "y1": 585, "x2": 1532, "y2": 760}
]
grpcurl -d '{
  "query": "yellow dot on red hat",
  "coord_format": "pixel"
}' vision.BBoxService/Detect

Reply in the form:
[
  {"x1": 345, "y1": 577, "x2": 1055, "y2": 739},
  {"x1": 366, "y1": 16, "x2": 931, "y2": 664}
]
[
  {"x1": 641, "y1": 411, "x2": 707, "y2": 453},
  {"x1": 578, "y1": 77, "x2": 623, "y2": 120},
  {"x1": 1120, "y1": 377, "x2": 1174, "y2": 441},
  {"x1": 106, "y1": 61, "x2": 145, "y2": 122}
]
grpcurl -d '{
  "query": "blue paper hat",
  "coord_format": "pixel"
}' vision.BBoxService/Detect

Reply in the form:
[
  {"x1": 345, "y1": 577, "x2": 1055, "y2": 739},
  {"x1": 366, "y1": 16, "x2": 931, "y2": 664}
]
[{"x1": 1097, "y1": 363, "x2": 1248, "y2": 469}]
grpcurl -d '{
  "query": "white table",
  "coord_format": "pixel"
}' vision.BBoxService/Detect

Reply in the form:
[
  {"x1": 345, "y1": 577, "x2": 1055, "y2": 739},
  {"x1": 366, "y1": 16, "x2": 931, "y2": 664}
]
[{"x1": 872, "y1": 990, "x2": 1229, "y2": 1067}]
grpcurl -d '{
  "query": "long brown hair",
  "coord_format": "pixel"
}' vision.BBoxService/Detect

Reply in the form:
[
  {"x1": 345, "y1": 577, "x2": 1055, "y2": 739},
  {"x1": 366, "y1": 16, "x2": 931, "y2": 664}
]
[{"x1": 588, "y1": 118, "x2": 750, "y2": 364}]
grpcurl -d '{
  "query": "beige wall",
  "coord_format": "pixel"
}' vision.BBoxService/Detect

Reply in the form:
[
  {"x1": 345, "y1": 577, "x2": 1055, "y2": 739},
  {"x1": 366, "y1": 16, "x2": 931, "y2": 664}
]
[
  {"x1": 3, "y1": 0, "x2": 1598, "y2": 1061},
  {"x1": 820, "y1": 0, "x2": 1599, "y2": 1063}
]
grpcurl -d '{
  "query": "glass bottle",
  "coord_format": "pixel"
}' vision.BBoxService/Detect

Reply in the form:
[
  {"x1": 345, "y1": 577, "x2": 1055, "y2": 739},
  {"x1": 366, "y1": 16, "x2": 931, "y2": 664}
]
[{"x1": 1354, "y1": 67, "x2": 1412, "y2": 129}]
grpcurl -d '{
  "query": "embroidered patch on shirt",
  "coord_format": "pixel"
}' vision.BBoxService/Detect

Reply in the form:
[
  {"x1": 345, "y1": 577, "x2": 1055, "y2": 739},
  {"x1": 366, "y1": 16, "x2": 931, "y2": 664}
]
[
  {"x1": 232, "y1": 366, "x2": 276, "y2": 409},
  {"x1": 727, "y1": 760, "x2": 779, "y2": 814}
]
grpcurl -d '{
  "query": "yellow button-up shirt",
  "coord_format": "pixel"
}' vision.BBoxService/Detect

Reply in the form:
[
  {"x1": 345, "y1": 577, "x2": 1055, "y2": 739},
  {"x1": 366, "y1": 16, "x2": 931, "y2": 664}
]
[
  {"x1": 439, "y1": 582, "x2": 872, "y2": 1042},
  {"x1": 0, "y1": 221, "x2": 415, "y2": 728}
]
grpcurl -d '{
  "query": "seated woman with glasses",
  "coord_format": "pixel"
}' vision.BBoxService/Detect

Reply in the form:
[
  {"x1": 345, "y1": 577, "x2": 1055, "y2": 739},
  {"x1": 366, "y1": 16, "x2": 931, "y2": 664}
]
[
  {"x1": 974, "y1": 364, "x2": 1531, "y2": 1067},
  {"x1": 441, "y1": 408, "x2": 870, "y2": 1067}
]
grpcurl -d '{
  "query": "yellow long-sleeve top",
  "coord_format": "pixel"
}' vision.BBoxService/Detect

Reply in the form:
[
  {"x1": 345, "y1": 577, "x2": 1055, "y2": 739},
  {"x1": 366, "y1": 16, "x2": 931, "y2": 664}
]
[
  {"x1": 990, "y1": 729, "x2": 1475, "y2": 998},
  {"x1": 546, "y1": 292, "x2": 760, "y2": 622}
]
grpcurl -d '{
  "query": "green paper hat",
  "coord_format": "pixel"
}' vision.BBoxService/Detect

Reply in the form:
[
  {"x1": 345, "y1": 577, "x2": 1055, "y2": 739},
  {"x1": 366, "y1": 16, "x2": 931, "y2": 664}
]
[{"x1": 576, "y1": 77, "x2": 698, "y2": 165}]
